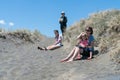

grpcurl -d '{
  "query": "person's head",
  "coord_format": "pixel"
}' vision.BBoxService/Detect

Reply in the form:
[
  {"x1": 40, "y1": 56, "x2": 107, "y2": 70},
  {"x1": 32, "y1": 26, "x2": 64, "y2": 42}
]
[
  {"x1": 77, "y1": 32, "x2": 87, "y2": 40},
  {"x1": 61, "y1": 11, "x2": 65, "y2": 16},
  {"x1": 54, "y1": 30, "x2": 59, "y2": 36},
  {"x1": 85, "y1": 26, "x2": 93, "y2": 35}
]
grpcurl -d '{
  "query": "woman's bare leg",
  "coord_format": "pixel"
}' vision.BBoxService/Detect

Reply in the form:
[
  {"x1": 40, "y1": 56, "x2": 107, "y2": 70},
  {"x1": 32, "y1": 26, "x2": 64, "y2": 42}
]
[
  {"x1": 61, "y1": 47, "x2": 76, "y2": 62},
  {"x1": 87, "y1": 52, "x2": 92, "y2": 60},
  {"x1": 46, "y1": 45, "x2": 60, "y2": 50},
  {"x1": 75, "y1": 49, "x2": 82, "y2": 60},
  {"x1": 67, "y1": 47, "x2": 80, "y2": 62},
  {"x1": 38, "y1": 45, "x2": 60, "y2": 51},
  {"x1": 46, "y1": 45, "x2": 55, "y2": 50}
]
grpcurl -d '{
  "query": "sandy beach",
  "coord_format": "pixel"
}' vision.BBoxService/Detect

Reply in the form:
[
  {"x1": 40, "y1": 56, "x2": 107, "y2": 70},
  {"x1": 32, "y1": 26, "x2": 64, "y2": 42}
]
[{"x1": 0, "y1": 36, "x2": 120, "y2": 80}]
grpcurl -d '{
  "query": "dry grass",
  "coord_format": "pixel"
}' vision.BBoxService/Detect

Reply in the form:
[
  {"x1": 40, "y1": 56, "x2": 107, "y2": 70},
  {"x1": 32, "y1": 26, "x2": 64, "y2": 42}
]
[
  {"x1": 0, "y1": 29, "x2": 44, "y2": 43},
  {"x1": 63, "y1": 9, "x2": 120, "y2": 63}
]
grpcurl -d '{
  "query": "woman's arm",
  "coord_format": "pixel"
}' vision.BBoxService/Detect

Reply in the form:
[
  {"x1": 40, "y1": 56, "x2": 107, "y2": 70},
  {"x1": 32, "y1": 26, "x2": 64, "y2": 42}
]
[
  {"x1": 88, "y1": 41, "x2": 94, "y2": 48},
  {"x1": 76, "y1": 39, "x2": 81, "y2": 45},
  {"x1": 54, "y1": 36, "x2": 62, "y2": 45}
]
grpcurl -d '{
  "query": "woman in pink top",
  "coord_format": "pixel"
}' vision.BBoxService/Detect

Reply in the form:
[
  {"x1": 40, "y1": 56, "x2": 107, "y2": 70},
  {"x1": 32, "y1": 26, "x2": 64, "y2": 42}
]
[
  {"x1": 61, "y1": 32, "x2": 88, "y2": 62},
  {"x1": 38, "y1": 30, "x2": 63, "y2": 50}
]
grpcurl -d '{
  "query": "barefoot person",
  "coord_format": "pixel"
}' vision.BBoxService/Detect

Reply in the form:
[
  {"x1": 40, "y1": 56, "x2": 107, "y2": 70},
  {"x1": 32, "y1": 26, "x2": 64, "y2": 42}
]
[
  {"x1": 61, "y1": 32, "x2": 89, "y2": 62},
  {"x1": 61, "y1": 26, "x2": 94, "y2": 62},
  {"x1": 38, "y1": 30, "x2": 63, "y2": 50},
  {"x1": 84, "y1": 26, "x2": 94, "y2": 60}
]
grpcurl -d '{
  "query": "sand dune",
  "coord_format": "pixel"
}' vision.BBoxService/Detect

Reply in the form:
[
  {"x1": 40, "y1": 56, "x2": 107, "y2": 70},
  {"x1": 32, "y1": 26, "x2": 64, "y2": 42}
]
[
  {"x1": 0, "y1": 9, "x2": 120, "y2": 80},
  {"x1": 0, "y1": 35, "x2": 120, "y2": 80}
]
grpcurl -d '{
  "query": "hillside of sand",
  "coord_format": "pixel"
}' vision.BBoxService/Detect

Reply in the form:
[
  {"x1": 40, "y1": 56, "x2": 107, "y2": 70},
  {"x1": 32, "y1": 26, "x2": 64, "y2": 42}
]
[
  {"x1": 0, "y1": 9, "x2": 120, "y2": 80},
  {"x1": 0, "y1": 30, "x2": 119, "y2": 80}
]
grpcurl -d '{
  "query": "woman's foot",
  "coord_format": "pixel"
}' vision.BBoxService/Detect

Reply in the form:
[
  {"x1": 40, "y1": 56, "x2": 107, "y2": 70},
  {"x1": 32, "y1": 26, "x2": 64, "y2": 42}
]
[
  {"x1": 75, "y1": 55, "x2": 82, "y2": 60},
  {"x1": 75, "y1": 57, "x2": 81, "y2": 60},
  {"x1": 87, "y1": 57, "x2": 92, "y2": 60},
  {"x1": 44, "y1": 47, "x2": 47, "y2": 51},
  {"x1": 38, "y1": 46, "x2": 47, "y2": 51},
  {"x1": 60, "y1": 58, "x2": 68, "y2": 62},
  {"x1": 66, "y1": 59, "x2": 74, "y2": 62},
  {"x1": 38, "y1": 46, "x2": 44, "y2": 50}
]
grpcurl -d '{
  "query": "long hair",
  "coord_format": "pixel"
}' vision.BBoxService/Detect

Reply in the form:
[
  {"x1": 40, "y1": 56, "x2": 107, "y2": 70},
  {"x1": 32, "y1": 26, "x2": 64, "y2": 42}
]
[
  {"x1": 85, "y1": 26, "x2": 93, "y2": 34},
  {"x1": 54, "y1": 30, "x2": 59, "y2": 38}
]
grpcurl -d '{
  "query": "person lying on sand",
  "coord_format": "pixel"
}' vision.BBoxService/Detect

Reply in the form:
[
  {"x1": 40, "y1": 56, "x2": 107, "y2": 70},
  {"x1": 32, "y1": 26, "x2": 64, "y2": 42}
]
[{"x1": 38, "y1": 30, "x2": 63, "y2": 51}]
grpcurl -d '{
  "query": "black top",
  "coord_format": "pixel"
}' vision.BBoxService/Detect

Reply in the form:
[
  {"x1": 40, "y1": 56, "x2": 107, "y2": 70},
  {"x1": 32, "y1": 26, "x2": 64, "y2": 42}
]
[{"x1": 59, "y1": 16, "x2": 67, "y2": 26}]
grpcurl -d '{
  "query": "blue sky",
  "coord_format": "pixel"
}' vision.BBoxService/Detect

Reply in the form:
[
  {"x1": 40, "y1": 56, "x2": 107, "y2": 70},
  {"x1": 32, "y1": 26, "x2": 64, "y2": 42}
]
[{"x1": 0, "y1": 0, "x2": 120, "y2": 37}]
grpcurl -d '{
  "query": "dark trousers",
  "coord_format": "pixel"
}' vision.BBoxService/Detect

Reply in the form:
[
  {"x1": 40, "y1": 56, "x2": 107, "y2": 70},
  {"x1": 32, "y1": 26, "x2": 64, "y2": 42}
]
[{"x1": 60, "y1": 26, "x2": 66, "y2": 34}]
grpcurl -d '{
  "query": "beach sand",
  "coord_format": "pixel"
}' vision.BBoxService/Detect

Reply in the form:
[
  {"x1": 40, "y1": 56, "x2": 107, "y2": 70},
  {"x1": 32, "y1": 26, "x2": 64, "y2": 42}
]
[{"x1": 0, "y1": 37, "x2": 120, "y2": 80}]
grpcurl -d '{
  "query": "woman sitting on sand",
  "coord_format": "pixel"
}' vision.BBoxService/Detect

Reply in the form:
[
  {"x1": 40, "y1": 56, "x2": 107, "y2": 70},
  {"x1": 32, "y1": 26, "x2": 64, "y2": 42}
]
[
  {"x1": 38, "y1": 30, "x2": 63, "y2": 50},
  {"x1": 61, "y1": 32, "x2": 89, "y2": 62},
  {"x1": 84, "y1": 26, "x2": 94, "y2": 60},
  {"x1": 61, "y1": 26, "x2": 94, "y2": 62}
]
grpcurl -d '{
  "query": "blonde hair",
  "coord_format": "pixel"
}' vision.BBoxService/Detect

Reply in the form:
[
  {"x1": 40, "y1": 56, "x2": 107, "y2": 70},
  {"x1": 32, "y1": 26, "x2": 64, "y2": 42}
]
[{"x1": 77, "y1": 32, "x2": 87, "y2": 40}]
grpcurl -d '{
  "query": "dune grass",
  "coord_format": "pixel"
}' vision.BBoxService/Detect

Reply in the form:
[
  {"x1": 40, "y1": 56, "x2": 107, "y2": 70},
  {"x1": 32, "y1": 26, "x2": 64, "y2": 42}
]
[
  {"x1": 0, "y1": 29, "x2": 44, "y2": 43},
  {"x1": 63, "y1": 9, "x2": 120, "y2": 63}
]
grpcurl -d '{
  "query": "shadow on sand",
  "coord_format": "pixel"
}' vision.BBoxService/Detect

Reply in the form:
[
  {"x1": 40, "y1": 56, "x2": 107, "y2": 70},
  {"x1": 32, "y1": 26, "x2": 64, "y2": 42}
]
[{"x1": 75, "y1": 50, "x2": 99, "y2": 61}]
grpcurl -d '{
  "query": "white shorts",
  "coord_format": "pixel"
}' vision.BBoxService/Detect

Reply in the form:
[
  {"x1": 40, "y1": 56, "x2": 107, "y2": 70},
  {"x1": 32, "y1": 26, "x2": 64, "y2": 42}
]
[{"x1": 56, "y1": 43, "x2": 63, "y2": 47}]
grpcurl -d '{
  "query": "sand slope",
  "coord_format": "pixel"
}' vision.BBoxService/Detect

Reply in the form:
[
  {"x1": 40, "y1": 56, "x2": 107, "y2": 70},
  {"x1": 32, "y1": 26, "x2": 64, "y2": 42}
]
[{"x1": 0, "y1": 37, "x2": 120, "y2": 80}]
